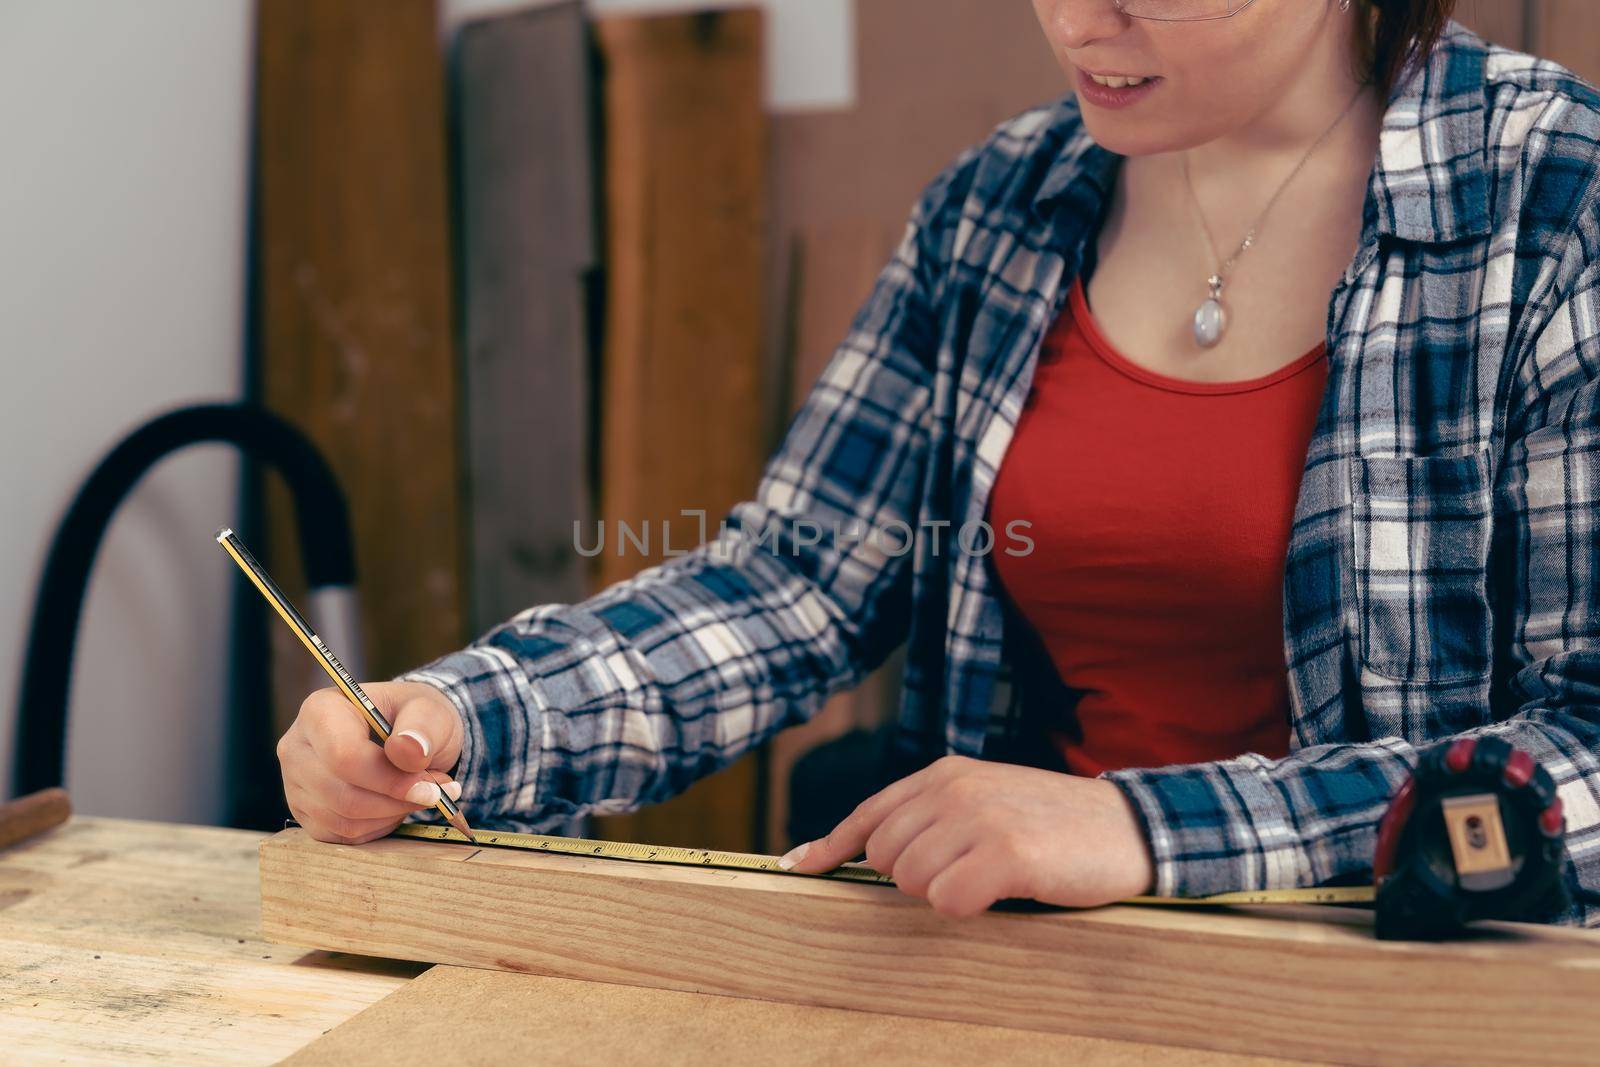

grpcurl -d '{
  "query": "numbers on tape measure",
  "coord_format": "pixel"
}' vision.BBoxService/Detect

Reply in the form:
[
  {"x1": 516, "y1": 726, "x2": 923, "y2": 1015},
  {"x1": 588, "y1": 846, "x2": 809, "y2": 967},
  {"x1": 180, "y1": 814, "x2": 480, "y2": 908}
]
[
  {"x1": 390, "y1": 822, "x2": 895, "y2": 885},
  {"x1": 383, "y1": 823, "x2": 1373, "y2": 904}
]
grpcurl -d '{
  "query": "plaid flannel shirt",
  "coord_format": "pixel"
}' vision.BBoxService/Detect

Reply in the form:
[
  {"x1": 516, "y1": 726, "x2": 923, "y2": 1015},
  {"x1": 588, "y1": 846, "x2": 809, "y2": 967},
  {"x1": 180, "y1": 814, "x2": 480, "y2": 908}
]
[{"x1": 398, "y1": 20, "x2": 1600, "y2": 923}]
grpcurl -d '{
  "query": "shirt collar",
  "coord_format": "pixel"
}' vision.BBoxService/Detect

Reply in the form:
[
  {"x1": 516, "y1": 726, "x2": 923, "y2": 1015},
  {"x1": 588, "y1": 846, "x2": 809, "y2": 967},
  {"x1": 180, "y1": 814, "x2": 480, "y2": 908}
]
[
  {"x1": 1367, "y1": 19, "x2": 1492, "y2": 243},
  {"x1": 1031, "y1": 18, "x2": 1491, "y2": 246}
]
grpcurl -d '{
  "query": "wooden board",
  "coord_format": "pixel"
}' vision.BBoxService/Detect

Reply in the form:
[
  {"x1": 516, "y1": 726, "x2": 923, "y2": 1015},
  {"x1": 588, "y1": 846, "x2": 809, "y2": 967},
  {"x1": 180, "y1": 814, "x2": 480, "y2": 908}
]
[
  {"x1": 254, "y1": 0, "x2": 465, "y2": 735},
  {"x1": 281, "y1": 964, "x2": 1298, "y2": 1067},
  {"x1": 0, "y1": 817, "x2": 421, "y2": 1065},
  {"x1": 453, "y1": 2, "x2": 596, "y2": 635},
  {"x1": 260, "y1": 828, "x2": 1600, "y2": 1066},
  {"x1": 588, "y1": 9, "x2": 768, "y2": 852}
]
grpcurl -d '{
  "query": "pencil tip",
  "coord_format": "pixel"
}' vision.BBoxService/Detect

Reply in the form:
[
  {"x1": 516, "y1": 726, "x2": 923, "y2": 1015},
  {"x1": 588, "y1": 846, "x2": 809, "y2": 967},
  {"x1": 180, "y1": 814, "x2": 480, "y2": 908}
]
[{"x1": 444, "y1": 809, "x2": 478, "y2": 843}]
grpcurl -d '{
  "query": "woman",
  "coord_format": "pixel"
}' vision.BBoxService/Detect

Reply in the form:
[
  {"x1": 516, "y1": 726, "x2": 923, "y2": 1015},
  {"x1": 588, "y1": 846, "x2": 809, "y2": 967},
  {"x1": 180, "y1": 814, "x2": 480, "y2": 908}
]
[{"x1": 277, "y1": 1, "x2": 1600, "y2": 924}]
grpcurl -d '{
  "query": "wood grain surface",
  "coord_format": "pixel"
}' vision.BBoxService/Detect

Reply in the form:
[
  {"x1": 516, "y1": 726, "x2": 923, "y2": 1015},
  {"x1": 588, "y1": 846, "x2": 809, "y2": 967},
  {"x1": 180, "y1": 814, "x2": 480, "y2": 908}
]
[
  {"x1": 0, "y1": 818, "x2": 421, "y2": 1065},
  {"x1": 282, "y1": 963, "x2": 1301, "y2": 1067},
  {"x1": 453, "y1": 1, "x2": 596, "y2": 636},
  {"x1": 588, "y1": 9, "x2": 769, "y2": 852},
  {"x1": 254, "y1": 0, "x2": 465, "y2": 735},
  {"x1": 261, "y1": 828, "x2": 1600, "y2": 1066}
]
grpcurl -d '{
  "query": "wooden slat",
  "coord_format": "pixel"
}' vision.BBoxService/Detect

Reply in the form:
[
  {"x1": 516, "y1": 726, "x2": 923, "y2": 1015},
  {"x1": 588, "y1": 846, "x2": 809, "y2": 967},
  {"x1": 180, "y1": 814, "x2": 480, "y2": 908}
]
[
  {"x1": 588, "y1": 9, "x2": 768, "y2": 852},
  {"x1": 261, "y1": 828, "x2": 1600, "y2": 1067},
  {"x1": 254, "y1": 0, "x2": 464, "y2": 734},
  {"x1": 454, "y1": 2, "x2": 596, "y2": 635},
  {"x1": 0, "y1": 787, "x2": 71, "y2": 851},
  {"x1": 0, "y1": 818, "x2": 420, "y2": 1064},
  {"x1": 282, "y1": 964, "x2": 1298, "y2": 1067},
  {"x1": 1531, "y1": 1, "x2": 1600, "y2": 83}
]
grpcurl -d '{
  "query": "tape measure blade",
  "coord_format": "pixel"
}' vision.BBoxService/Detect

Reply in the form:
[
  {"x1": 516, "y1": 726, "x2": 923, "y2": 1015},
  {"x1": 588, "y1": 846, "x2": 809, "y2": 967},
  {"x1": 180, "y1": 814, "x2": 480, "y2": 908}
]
[
  {"x1": 386, "y1": 825, "x2": 1363, "y2": 902},
  {"x1": 1125, "y1": 886, "x2": 1375, "y2": 907},
  {"x1": 391, "y1": 823, "x2": 894, "y2": 885}
]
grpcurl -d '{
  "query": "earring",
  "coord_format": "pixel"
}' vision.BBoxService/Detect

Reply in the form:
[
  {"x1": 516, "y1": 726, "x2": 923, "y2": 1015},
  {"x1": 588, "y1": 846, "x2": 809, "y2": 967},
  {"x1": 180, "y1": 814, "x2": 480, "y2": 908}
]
[{"x1": 1339, "y1": 0, "x2": 1352, "y2": 10}]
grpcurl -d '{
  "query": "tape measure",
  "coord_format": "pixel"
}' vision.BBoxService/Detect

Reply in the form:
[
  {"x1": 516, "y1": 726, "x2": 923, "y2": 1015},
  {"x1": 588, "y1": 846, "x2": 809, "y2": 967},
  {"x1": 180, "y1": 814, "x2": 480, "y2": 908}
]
[
  {"x1": 1373, "y1": 736, "x2": 1570, "y2": 939},
  {"x1": 390, "y1": 822, "x2": 1374, "y2": 907},
  {"x1": 384, "y1": 739, "x2": 1569, "y2": 929},
  {"x1": 393, "y1": 822, "x2": 895, "y2": 885}
]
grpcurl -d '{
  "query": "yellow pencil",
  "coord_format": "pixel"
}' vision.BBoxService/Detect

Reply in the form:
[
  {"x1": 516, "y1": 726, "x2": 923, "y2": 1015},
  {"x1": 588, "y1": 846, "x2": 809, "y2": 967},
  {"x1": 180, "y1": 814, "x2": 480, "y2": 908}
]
[{"x1": 214, "y1": 527, "x2": 476, "y2": 842}]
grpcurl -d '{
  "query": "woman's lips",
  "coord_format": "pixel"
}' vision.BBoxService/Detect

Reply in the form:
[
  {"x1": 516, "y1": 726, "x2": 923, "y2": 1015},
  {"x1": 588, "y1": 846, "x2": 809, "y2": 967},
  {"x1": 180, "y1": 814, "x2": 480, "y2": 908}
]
[{"x1": 1075, "y1": 68, "x2": 1162, "y2": 110}]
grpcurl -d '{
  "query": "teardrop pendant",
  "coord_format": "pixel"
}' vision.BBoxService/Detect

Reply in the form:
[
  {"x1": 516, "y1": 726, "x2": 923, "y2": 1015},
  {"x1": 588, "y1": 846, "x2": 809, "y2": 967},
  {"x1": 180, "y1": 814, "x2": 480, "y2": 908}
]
[
  {"x1": 1193, "y1": 298, "x2": 1227, "y2": 348},
  {"x1": 1193, "y1": 274, "x2": 1227, "y2": 349}
]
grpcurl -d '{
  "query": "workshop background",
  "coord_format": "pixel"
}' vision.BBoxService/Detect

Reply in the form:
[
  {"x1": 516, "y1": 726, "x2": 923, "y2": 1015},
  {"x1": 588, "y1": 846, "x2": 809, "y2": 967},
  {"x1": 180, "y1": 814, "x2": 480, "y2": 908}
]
[{"x1": 2, "y1": 0, "x2": 1594, "y2": 855}]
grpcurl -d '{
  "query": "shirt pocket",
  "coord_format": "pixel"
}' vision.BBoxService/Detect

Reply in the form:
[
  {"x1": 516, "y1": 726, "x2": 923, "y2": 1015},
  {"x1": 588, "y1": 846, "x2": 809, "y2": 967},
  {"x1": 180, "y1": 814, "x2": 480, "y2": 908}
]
[{"x1": 1348, "y1": 446, "x2": 1494, "y2": 685}]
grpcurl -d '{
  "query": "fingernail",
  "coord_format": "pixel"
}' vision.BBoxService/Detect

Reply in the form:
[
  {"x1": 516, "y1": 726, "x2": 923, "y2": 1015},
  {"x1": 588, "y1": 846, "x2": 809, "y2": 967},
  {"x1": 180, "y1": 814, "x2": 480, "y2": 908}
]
[
  {"x1": 442, "y1": 780, "x2": 462, "y2": 802},
  {"x1": 396, "y1": 730, "x2": 431, "y2": 758},
  {"x1": 777, "y1": 842, "x2": 811, "y2": 871},
  {"x1": 405, "y1": 780, "x2": 441, "y2": 807}
]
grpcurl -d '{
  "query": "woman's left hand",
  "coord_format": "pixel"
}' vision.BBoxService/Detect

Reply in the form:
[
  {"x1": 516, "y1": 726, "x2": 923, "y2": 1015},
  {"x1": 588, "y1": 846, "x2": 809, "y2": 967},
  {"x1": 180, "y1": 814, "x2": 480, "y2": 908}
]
[{"x1": 780, "y1": 755, "x2": 1156, "y2": 916}]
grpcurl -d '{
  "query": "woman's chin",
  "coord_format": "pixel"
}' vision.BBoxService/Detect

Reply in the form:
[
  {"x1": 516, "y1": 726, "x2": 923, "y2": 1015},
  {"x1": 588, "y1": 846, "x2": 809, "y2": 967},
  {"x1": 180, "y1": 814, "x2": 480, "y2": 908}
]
[
  {"x1": 1075, "y1": 108, "x2": 1209, "y2": 158},
  {"x1": 1075, "y1": 110, "x2": 1182, "y2": 157}
]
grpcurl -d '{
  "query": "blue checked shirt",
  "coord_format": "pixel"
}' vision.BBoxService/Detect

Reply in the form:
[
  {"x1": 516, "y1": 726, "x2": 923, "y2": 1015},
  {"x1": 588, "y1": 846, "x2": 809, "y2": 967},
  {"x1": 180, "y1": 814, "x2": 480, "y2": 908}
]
[{"x1": 399, "y1": 20, "x2": 1600, "y2": 923}]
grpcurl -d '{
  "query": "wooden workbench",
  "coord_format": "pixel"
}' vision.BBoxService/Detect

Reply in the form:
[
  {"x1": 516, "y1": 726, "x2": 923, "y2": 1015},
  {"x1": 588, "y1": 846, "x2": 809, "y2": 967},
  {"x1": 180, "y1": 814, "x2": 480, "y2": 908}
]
[
  {"x1": 10, "y1": 816, "x2": 1592, "y2": 1065},
  {"x1": 0, "y1": 816, "x2": 420, "y2": 1063},
  {"x1": 0, "y1": 816, "x2": 1299, "y2": 1064}
]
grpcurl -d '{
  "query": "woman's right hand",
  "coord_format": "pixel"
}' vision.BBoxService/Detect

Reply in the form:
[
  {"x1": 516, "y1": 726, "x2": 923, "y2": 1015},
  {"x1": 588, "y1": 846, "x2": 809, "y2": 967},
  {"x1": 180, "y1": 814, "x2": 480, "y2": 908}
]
[{"x1": 277, "y1": 680, "x2": 466, "y2": 844}]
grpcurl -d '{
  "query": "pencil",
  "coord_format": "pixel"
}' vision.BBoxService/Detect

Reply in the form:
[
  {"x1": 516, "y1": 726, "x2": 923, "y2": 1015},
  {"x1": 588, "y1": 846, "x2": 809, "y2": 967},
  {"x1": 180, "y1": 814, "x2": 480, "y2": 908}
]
[{"x1": 214, "y1": 526, "x2": 477, "y2": 842}]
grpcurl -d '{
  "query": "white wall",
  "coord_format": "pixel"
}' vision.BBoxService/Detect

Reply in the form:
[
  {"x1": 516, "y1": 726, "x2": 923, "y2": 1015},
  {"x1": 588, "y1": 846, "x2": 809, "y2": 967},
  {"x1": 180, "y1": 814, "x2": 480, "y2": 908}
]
[{"x1": 0, "y1": 1, "x2": 253, "y2": 820}]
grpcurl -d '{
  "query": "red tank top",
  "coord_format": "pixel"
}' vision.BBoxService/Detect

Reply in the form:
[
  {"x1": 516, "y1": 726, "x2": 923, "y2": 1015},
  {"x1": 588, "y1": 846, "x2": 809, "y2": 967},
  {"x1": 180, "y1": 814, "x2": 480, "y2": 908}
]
[{"x1": 986, "y1": 274, "x2": 1327, "y2": 776}]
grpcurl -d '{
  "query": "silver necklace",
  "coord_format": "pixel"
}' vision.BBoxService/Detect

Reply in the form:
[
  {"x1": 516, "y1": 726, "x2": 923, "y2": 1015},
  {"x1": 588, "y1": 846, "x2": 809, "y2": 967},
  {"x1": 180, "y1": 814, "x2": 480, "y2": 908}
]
[{"x1": 1185, "y1": 86, "x2": 1367, "y2": 349}]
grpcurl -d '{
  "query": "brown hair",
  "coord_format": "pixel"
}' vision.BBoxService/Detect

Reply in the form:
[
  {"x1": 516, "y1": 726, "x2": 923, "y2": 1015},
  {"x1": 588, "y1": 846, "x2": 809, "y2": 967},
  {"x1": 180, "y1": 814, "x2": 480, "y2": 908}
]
[{"x1": 1352, "y1": 0, "x2": 1461, "y2": 99}]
